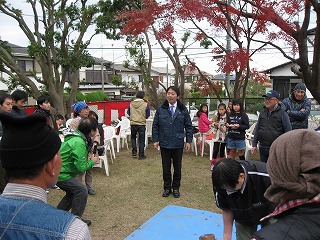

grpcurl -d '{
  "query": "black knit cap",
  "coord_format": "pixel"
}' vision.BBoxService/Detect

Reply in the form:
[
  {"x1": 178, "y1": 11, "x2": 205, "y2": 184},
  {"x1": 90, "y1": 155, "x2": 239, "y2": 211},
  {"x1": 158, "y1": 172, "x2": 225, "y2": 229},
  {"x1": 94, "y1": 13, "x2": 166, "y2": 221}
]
[{"x1": 0, "y1": 112, "x2": 61, "y2": 169}]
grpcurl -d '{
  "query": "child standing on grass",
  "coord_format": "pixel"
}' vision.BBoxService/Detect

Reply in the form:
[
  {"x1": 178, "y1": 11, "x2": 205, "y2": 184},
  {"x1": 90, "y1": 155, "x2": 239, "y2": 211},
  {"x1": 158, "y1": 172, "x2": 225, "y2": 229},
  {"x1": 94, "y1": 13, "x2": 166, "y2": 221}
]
[
  {"x1": 226, "y1": 99, "x2": 249, "y2": 160},
  {"x1": 197, "y1": 103, "x2": 212, "y2": 152},
  {"x1": 211, "y1": 103, "x2": 228, "y2": 170}
]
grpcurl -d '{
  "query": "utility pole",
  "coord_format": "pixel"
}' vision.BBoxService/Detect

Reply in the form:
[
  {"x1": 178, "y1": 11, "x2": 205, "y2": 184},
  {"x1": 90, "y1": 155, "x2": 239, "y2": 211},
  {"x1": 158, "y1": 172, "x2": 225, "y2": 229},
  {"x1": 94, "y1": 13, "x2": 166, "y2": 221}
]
[
  {"x1": 166, "y1": 57, "x2": 169, "y2": 88},
  {"x1": 101, "y1": 57, "x2": 104, "y2": 93},
  {"x1": 225, "y1": 0, "x2": 232, "y2": 98}
]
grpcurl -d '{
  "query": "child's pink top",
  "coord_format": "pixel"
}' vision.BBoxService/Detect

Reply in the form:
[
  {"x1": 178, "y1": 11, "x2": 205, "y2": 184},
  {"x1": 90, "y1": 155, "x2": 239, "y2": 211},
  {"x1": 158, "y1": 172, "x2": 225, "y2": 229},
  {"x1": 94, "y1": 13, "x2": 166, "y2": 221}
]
[{"x1": 198, "y1": 112, "x2": 212, "y2": 133}]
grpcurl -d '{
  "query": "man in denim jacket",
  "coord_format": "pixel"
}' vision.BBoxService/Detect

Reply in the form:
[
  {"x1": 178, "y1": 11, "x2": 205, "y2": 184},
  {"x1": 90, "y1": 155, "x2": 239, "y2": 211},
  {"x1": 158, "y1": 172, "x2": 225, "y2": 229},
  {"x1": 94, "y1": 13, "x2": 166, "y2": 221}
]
[{"x1": 0, "y1": 112, "x2": 91, "y2": 239}]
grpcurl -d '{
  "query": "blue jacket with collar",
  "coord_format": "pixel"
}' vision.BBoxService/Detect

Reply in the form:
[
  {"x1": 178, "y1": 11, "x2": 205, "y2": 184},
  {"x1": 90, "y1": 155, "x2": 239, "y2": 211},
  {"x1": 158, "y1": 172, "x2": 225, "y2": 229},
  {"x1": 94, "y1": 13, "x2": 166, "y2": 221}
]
[{"x1": 152, "y1": 100, "x2": 193, "y2": 149}]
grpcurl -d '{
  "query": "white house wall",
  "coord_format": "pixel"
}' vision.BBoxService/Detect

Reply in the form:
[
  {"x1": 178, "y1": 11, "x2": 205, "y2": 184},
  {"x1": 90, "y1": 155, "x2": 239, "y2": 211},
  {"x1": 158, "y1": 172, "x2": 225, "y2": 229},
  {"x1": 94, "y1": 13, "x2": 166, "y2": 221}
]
[{"x1": 270, "y1": 63, "x2": 299, "y2": 76}]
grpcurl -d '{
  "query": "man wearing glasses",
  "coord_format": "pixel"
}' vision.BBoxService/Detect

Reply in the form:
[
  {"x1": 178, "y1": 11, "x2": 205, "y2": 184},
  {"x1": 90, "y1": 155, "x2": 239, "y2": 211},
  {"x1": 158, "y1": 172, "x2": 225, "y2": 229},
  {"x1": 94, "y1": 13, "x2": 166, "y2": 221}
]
[
  {"x1": 251, "y1": 90, "x2": 291, "y2": 162},
  {"x1": 212, "y1": 158, "x2": 276, "y2": 240}
]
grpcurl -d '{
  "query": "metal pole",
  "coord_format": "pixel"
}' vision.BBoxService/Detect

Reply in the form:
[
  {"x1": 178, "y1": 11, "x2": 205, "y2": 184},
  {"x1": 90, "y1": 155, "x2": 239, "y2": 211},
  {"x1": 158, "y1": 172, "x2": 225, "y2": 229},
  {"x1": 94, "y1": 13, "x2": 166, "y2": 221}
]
[
  {"x1": 101, "y1": 58, "x2": 104, "y2": 93},
  {"x1": 166, "y1": 57, "x2": 169, "y2": 88}
]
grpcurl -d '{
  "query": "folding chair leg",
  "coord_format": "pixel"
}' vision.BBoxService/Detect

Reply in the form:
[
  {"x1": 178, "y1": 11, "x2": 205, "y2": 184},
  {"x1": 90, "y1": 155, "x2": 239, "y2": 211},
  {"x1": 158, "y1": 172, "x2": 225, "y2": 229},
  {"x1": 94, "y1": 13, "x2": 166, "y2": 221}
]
[
  {"x1": 110, "y1": 141, "x2": 116, "y2": 160},
  {"x1": 101, "y1": 154, "x2": 109, "y2": 176}
]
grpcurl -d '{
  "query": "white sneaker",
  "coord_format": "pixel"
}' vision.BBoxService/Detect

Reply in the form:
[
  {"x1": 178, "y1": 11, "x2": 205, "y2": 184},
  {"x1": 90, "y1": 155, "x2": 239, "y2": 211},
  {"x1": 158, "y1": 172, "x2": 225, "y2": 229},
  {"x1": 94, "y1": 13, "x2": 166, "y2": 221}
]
[{"x1": 210, "y1": 164, "x2": 214, "y2": 171}]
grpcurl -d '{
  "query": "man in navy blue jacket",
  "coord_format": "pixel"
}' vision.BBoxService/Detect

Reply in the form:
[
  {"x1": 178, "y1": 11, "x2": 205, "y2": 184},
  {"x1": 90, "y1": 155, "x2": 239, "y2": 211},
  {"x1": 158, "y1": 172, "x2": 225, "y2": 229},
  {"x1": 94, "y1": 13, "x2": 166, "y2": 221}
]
[{"x1": 152, "y1": 86, "x2": 193, "y2": 198}]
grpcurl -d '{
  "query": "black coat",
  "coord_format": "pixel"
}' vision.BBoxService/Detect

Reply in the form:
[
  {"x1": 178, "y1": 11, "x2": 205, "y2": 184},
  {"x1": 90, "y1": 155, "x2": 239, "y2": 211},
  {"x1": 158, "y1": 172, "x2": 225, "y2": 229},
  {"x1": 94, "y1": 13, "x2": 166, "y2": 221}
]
[{"x1": 252, "y1": 203, "x2": 320, "y2": 240}]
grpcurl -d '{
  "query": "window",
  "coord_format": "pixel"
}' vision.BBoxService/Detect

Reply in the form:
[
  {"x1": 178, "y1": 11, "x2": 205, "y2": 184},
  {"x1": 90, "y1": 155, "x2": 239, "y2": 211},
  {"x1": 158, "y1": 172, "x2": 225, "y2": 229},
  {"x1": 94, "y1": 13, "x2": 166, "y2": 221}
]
[{"x1": 17, "y1": 60, "x2": 26, "y2": 72}]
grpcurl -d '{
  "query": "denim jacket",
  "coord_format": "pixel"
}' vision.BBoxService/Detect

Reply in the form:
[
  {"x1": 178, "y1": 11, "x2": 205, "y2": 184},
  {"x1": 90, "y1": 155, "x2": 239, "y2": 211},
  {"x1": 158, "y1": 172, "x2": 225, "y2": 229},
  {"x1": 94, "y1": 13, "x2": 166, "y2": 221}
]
[{"x1": 0, "y1": 196, "x2": 76, "y2": 239}]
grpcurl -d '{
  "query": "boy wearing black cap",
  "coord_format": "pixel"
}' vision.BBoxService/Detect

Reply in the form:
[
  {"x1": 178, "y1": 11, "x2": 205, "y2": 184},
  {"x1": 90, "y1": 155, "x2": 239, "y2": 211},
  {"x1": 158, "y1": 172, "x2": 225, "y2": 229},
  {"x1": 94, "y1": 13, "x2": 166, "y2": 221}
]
[
  {"x1": 252, "y1": 90, "x2": 291, "y2": 162},
  {"x1": 281, "y1": 82, "x2": 311, "y2": 129},
  {"x1": 0, "y1": 113, "x2": 91, "y2": 239}
]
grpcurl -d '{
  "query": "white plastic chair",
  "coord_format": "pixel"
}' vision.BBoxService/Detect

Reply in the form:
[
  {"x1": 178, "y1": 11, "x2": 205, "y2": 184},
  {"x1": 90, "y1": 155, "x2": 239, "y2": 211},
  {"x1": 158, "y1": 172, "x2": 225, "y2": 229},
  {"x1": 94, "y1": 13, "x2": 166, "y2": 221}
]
[
  {"x1": 184, "y1": 134, "x2": 198, "y2": 156},
  {"x1": 200, "y1": 129, "x2": 221, "y2": 160},
  {"x1": 145, "y1": 119, "x2": 153, "y2": 148},
  {"x1": 245, "y1": 122, "x2": 257, "y2": 159},
  {"x1": 114, "y1": 116, "x2": 131, "y2": 152},
  {"x1": 191, "y1": 134, "x2": 198, "y2": 156},
  {"x1": 93, "y1": 150, "x2": 109, "y2": 176},
  {"x1": 189, "y1": 112, "x2": 195, "y2": 122},
  {"x1": 103, "y1": 126, "x2": 117, "y2": 162},
  {"x1": 93, "y1": 126, "x2": 117, "y2": 176}
]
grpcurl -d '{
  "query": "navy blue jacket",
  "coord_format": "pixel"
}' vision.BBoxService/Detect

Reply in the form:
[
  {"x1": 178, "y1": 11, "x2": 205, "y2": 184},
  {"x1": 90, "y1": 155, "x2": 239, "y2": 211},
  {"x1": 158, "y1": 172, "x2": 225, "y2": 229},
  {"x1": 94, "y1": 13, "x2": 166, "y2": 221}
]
[
  {"x1": 281, "y1": 93, "x2": 311, "y2": 129},
  {"x1": 152, "y1": 100, "x2": 193, "y2": 149}
]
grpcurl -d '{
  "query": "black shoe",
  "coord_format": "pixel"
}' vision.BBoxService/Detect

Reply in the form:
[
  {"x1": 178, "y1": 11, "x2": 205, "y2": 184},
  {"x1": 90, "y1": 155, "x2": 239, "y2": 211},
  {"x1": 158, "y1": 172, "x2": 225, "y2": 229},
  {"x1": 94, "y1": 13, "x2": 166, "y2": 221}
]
[
  {"x1": 87, "y1": 188, "x2": 96, "y2": 195},
  {"x1": 81, "y1": 219, "x2": 92, "y2": 226},
  {"x1": 173, "y1": 189, "x2": 180, "y2": 198},
  {"x1": 132, "y1": 149, "x2": 137, "y2": 157},
  {"x1": 162, "y1": 189, "x2": 172, "y2": 197},
  {"x1": 139, "y1": 155, "x2": 147, "y2": 160}
]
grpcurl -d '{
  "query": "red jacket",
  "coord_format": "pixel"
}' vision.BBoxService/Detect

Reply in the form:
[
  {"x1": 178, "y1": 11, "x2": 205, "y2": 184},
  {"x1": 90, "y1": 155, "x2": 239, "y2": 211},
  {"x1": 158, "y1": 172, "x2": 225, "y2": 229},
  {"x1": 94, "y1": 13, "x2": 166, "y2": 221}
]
[{"x1": 198, "y1": 112, "x2": 211, "y2": 133}]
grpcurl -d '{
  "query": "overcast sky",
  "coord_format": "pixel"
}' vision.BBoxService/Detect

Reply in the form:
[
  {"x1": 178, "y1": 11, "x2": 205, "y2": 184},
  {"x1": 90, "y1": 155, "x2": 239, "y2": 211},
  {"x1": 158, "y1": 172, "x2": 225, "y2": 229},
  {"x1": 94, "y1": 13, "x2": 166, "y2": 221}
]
[{"x1": 0, "y1": 1, "x2": 314, "y2": 75}]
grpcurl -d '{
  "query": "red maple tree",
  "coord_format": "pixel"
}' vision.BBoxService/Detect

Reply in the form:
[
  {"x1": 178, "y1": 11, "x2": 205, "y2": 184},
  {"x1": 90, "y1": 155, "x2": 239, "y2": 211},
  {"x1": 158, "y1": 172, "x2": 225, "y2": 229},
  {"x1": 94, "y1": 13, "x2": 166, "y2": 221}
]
[{"x1": 119, "y1": 0, "x2": 320, "y2": 103}]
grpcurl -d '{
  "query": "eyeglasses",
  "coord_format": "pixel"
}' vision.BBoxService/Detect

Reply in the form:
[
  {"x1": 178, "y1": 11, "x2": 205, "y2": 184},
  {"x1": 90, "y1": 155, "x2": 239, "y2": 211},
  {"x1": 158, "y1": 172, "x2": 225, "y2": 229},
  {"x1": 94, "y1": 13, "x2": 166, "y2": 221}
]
[{"x1": 264, "y1": 98, "x2": 277, "y2": 102}]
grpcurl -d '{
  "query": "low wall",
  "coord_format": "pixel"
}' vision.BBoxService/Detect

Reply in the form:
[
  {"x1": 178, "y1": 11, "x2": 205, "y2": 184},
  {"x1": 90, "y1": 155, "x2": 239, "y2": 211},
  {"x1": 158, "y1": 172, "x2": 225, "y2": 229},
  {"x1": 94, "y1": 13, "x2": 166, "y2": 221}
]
[{"x1": 24, "y1": 100, "x2": 131, "y2": 126}]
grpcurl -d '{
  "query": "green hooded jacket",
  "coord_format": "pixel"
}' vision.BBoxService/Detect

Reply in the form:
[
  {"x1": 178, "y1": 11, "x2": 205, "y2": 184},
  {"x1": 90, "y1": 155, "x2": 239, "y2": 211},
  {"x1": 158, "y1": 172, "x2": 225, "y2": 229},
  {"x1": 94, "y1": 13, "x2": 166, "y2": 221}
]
[{"x1": 58, "y1": 130, "x2": 95, "y2": 182}]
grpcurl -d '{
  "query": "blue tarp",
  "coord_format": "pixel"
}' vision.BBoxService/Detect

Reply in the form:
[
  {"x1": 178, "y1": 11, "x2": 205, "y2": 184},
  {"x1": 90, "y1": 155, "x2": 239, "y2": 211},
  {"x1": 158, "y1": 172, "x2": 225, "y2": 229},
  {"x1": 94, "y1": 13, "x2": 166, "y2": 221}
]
[{"x1": 125, "y1": 205, "x2": 236, "y2": 240}]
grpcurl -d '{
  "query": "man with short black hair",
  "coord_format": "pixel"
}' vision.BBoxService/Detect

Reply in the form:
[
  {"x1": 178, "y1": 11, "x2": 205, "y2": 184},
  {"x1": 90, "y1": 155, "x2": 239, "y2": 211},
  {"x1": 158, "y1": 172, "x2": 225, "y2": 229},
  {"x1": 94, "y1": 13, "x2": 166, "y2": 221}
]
[
  {"x1": 153, "y1": 86, "x2": 193, "y2": 198},
  {"x1": 0, "y1": 112, "x2": 91, "y2": 239},
  {"x1": 11, "y1": 89, "x2": 27, "y2": 116},
  {"x1": 34, "y1": 95, "x2": 58, "y2": 131},
  {"x1": 212, "y1": 158, "x2": 276, "y2": 240},
  {"x1": 128, "y1": 91, "x2": 150, "y2": 159}
]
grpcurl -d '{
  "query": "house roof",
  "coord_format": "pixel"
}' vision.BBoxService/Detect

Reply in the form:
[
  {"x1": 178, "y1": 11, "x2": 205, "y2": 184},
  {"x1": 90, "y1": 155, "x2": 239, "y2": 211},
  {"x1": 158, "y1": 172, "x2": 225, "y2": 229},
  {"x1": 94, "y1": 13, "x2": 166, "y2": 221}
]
[
  {"x1": 264, "y1": 61, "x2": 294, "y2": 73},
  {"x1": 184, "y1": 68, "x2": 213, "y2": 76},
  {"x1": 113, "y1": 64, "x2": 139, "y2": 72},
  {"x1": 120, "y1": 88, "x2": 137, "y2": 94},
  {"x1": 91, "y1": 57, "x2": 112, "y2": 67},
  {"x1": 151, "y1": 66, "x2": 175, "y2": 75},
  {"x1": 7, "y1": 43, "x2": 30, "y2": 57},
  {"x1": 213, "y1": 73, "x2": 236, "y2": 81}
]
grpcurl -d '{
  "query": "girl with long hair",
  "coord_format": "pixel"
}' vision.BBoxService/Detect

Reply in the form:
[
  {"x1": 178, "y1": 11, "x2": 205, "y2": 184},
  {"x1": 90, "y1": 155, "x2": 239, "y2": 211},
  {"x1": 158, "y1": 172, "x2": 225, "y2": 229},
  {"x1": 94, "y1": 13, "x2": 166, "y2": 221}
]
[
  {"x1": 226, "y1": 99, "x2": 249, "y2": 160},
  {"x1": 211, "y1": 103, "x2": 228, "y2": 170},
  {"x1": 197, "y1": 103, "x2": 213, "y2": 153}
]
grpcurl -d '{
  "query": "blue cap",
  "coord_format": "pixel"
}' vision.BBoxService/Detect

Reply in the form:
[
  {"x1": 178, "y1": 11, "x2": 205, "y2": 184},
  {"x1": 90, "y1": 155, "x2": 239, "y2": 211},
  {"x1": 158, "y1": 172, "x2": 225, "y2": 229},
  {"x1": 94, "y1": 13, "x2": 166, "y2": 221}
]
[
  {"x1": 262, "y1": 90, "x2": 279, "y2": 99},
  {"x1": 71, "y1": 101, "x2": 88, "y2": 113}
]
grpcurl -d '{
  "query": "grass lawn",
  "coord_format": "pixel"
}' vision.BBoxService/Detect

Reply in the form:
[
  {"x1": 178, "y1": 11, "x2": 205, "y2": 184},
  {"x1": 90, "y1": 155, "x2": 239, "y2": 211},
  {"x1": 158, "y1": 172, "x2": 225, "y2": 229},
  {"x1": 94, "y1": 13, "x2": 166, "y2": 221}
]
[{"x1": 48, "y1": 144, "x2": 259, "y2": 240}]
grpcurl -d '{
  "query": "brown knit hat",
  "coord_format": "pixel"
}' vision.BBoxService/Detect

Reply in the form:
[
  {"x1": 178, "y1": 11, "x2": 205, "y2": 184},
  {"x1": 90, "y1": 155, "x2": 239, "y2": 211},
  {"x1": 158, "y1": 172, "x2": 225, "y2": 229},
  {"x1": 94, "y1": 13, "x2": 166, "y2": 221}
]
[
  {"x1": 0, "y1": 112, "x2": 61, "y2": 169},
  {"x1": 265, "y1": 129, "x2": 320, "y2": 202}
]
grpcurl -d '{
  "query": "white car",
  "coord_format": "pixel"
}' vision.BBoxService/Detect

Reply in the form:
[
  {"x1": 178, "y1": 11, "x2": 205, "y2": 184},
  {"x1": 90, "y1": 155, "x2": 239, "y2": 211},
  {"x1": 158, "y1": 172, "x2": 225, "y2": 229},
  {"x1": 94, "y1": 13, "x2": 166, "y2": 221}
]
[{"x1": 186, "y1": 105, "x2": 198, "y2": 120}]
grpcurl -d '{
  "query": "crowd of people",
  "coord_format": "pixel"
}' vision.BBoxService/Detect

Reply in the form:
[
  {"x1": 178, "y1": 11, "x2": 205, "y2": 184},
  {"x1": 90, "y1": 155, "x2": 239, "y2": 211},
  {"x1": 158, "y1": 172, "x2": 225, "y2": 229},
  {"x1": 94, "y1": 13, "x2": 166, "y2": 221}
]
[
  {"x1": 0, "y1": 83, "x2": 319, "y2": 239},
  {"x1": 0, "y1": 90, "x2": 104, "y2": 238}
]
